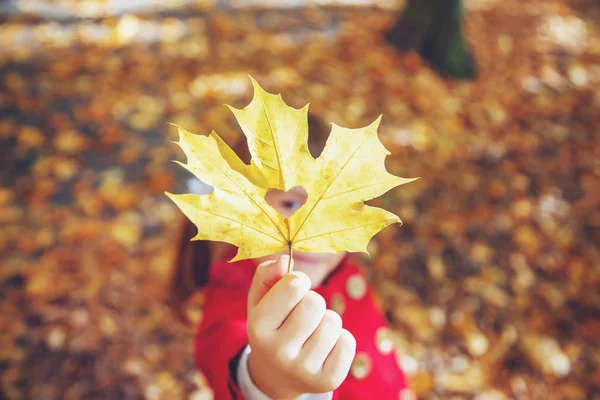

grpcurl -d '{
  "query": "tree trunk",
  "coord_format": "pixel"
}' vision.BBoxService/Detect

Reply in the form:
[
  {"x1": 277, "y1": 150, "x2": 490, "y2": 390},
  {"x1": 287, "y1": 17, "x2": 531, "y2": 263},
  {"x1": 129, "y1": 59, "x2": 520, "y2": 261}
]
[{"x1": 385, "y1": 0, "x2": 477, "y2": 80}]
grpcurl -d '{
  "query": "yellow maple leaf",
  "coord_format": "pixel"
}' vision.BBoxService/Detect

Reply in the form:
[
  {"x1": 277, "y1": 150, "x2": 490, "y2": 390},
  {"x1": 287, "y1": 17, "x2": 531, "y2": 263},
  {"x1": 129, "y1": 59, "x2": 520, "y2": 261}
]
[{"x1": 166, "y1": 77, "x2": 417, "y2": 263}]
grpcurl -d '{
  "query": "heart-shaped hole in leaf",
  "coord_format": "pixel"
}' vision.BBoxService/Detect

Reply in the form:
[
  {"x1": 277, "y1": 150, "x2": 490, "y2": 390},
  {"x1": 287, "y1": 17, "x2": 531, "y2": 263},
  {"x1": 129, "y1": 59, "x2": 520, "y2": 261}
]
[{"x1": 265, "y1": 186, "x2": 308, "y2": 218}]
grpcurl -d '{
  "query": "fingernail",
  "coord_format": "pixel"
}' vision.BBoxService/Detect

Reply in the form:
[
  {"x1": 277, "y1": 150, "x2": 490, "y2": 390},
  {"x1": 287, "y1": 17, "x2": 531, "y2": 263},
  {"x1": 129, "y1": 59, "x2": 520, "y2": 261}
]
[
  {"x1": 280, "y1": 255, "x2": 290, "y2": 264},
  {"x1": 289, "y1": 271, "x2": 311, "y2": 288}
]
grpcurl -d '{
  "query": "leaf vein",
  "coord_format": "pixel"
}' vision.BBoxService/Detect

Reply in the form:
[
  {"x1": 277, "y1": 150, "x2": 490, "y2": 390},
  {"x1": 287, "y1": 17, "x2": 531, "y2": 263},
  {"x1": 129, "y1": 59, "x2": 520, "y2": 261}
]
[
  {"x1": 197, "y1": 208, "x2": 284, "y2": 242},
  {"x1": 258, "y1": 95, "x2": 285, "y2": 188},
  {"x1": 290, "y1": 134, "x2": 370, "y2": 242},
  {"x1": 189, "y1": 144, "x2": 286, "y2": 240},
  {"x1": 279, "y1": 115, "x2": 303, "y2": 160},
  {"x1": 322, "y1": 180, "x2": 398, "y2": 200},
  {"x1": 294, "y1": 218, "x2": 398, "y2": 244}
]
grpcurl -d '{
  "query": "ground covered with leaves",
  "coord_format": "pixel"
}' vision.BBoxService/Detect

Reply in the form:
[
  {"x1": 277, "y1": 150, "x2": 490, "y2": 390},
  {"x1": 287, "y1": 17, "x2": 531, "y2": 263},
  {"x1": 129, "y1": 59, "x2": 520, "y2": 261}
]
[{"x1": 1, "y1": 1, "x2": 599, "y2": 399}]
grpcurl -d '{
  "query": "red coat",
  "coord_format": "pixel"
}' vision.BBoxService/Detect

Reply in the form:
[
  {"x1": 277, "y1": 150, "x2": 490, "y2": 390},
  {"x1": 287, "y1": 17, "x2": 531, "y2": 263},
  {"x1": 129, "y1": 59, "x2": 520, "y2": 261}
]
[{"x1": 195, "y1": 255, "x2": 413, "y2": 399}]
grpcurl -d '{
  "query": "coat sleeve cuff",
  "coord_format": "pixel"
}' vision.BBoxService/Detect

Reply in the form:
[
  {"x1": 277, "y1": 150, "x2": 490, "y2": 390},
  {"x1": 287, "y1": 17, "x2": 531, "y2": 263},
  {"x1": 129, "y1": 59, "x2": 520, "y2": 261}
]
[{"x1": 236, "y1": 345, "x2": 333, "y2": 400}]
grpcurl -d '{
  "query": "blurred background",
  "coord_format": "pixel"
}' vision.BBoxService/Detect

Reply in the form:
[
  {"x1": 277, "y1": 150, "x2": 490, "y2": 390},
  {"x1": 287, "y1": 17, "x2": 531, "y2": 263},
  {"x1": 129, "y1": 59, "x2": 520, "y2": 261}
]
[{"x1": 1, "y1": 0, "x2": 599, "y2": 399}]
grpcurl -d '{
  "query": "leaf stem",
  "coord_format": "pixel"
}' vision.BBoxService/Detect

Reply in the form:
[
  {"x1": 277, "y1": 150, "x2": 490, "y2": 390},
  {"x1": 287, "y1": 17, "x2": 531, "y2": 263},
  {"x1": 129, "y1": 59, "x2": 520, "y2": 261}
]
[
  {"x1": 284, "y1": 218, "x2": 293, "y2": 274},
  {"x1": 288, "y1": 244, "x2": 293, "y2": 274}
]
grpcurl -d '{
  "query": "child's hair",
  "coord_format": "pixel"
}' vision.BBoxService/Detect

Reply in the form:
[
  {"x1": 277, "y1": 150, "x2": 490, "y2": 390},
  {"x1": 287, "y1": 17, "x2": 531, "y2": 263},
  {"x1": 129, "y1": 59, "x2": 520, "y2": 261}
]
[{"x1": 169, "y1": 113, "x2": 332, "y2": 324}]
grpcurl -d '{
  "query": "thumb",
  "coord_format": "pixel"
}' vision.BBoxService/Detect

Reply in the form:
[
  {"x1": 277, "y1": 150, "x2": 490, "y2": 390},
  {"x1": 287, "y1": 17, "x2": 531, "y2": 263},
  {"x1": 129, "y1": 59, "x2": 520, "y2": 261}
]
[{"x1": 247, "y1": 255, "x2": 292, "y2": 311}]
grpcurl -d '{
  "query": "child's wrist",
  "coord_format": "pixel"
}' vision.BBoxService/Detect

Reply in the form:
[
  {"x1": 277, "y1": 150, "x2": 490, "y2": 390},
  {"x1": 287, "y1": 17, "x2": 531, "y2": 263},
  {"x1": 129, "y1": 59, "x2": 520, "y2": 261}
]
[{"x1": 247, "y1": 351, "x2": 302, "y2": 400}]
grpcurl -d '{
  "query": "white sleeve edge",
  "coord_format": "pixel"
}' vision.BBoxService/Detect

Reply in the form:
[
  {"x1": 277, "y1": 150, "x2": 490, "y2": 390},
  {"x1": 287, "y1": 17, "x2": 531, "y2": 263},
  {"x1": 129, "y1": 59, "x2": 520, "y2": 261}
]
[{"x1": 236, "y1": 345, "x2": 334, "y2": 400}]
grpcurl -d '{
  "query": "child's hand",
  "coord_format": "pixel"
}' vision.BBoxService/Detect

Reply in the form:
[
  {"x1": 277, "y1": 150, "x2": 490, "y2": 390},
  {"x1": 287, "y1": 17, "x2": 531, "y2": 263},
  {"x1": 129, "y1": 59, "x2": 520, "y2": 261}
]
[{"x1": 246, "y1": 255, "x2": 356, "y2": 399}]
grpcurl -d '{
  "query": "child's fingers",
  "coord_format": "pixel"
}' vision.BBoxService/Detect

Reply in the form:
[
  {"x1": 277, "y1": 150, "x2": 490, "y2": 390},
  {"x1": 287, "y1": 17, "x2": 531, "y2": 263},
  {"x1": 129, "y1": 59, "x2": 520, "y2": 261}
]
[
  {"x1": 321, "y1": 329, "x2": 356, "y2": 391},
  {"x1": 276, "y1": 291, "x2": 326, "y2": 360},
  {"x1": 297, "y1": 310, "x2": 343, "y2": 374},
  {"x1": 247, "y1": 256, "x2": 288, "y2": 311},
  {"x1": 252, "y1": 268, "x2": 311, "y2": 335}
]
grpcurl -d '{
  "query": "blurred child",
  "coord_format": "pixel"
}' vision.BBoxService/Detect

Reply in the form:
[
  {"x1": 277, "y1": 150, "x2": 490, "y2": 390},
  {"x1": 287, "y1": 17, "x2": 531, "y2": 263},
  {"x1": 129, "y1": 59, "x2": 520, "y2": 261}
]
[{"x1": 169, "y1": 115, "x2": 413, "y2": 399}]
